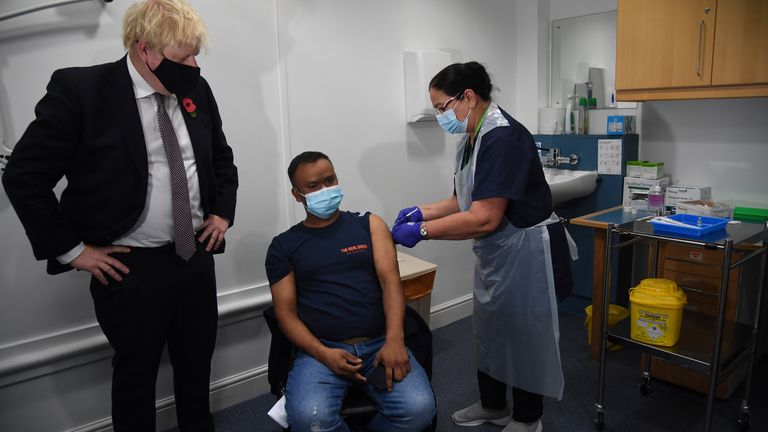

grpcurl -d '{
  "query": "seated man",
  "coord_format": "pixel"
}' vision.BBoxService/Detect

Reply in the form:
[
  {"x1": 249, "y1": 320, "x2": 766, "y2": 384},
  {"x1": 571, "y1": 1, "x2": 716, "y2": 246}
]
[{"x1": 265, "y1": 151, "x2": 436, "y2": 431}]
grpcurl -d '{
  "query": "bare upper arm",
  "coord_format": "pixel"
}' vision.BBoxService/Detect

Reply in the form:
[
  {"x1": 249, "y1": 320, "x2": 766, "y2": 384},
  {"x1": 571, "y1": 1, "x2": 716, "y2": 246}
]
[
  {"x1": 369, "y1": 214, "x2": 401, "y2": 287},
  {"x1": 270, "y1": 271, "x2": 298, "y2": 322}
]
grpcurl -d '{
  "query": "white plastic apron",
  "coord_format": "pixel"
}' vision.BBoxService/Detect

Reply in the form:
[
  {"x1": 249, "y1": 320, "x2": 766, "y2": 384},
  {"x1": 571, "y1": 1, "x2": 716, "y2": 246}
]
[{"x1": 455, "y1": 104, "x2": 566, "y2": 400}]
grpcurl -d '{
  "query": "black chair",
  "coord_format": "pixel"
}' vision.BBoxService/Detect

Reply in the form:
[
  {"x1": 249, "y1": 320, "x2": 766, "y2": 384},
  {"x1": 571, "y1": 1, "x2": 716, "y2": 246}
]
[{"x1": 264, "y1": 305, "x2": 436, "y2": 431}]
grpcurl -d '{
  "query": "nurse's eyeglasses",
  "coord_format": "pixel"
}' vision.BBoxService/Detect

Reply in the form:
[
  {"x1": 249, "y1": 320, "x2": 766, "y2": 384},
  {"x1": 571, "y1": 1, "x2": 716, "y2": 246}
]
[{"x1": 434, "y1": 92, "x2": 465, "y2": 115}]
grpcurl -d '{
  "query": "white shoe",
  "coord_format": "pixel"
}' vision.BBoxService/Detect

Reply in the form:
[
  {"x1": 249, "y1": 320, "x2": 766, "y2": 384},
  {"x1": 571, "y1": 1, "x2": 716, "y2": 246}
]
[
  {"x1": 501, "y1": 418, "x2": 543, "y2": 432},
  {"x1": 451, "y1": 400, "x2": 513, "y2": 426}
]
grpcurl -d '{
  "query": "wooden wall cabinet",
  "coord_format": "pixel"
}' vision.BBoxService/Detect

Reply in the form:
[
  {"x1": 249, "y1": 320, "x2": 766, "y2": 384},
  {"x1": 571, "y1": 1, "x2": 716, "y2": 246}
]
[{"x1": 616, "y1": 0, "x2": 768, "y2": 101}]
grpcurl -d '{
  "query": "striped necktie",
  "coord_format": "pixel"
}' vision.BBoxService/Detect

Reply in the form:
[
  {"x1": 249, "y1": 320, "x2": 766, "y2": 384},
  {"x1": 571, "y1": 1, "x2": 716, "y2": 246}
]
[{"x1": 153, "y1": 93, "x2": 196, "y2": 260}]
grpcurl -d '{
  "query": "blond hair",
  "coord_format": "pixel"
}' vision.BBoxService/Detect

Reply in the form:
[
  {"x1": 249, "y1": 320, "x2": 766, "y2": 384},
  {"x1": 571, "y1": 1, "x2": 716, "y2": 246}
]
[{"x1": 122, "y1": 0, "x2": 207, "y2": 51}]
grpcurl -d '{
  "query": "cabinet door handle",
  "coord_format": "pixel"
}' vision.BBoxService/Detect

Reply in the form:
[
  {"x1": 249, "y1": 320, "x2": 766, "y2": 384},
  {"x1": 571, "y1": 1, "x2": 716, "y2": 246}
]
[{"x1": 697, "y1": 20, "x2": 704, "y2": 77}]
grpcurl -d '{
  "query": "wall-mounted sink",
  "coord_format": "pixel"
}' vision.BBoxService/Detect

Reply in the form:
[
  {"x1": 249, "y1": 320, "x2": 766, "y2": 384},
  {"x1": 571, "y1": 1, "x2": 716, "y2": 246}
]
[{"x1": 543, "y1": 167, "x2": 599, "y2": 204}]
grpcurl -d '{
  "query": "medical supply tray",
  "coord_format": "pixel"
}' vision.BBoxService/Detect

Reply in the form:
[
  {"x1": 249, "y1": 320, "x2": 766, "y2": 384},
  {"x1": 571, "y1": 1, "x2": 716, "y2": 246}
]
[{"x1": 650, "y1": 214, "x2": 729, "y2": 237}]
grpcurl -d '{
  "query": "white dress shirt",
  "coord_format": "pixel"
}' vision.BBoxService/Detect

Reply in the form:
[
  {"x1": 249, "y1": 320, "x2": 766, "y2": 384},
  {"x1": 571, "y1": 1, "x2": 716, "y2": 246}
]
[{"x1": 57, "y1": 57, "x2": 204, "y2": 264}]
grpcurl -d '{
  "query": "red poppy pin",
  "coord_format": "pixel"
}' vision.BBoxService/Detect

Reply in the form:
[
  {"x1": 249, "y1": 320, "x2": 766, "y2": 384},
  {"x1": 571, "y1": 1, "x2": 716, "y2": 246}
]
[{"x1": 182, "y1": 97, "x2": 197, "y2": 118}]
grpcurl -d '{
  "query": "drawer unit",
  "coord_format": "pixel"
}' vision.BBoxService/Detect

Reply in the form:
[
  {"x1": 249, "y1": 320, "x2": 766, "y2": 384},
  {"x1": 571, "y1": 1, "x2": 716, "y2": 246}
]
[{"x1": 658, "y1": 244, "x2": 743, "y2": 320}]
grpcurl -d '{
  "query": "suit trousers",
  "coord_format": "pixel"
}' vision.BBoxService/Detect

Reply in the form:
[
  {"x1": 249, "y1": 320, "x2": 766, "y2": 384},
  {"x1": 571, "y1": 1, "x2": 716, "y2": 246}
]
[{"x1": 89, "y1": 242, "x2": 218, "y2": 431}]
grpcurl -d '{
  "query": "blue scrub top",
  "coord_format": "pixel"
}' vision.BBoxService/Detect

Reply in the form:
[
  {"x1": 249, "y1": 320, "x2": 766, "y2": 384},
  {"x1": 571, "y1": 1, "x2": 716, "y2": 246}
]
[
  {"x1": 463, "y1": 107, "x2": 553, "y2": 228},
  {"x1": 265, "y1": 211, "x2": 386, "y2": 341}
]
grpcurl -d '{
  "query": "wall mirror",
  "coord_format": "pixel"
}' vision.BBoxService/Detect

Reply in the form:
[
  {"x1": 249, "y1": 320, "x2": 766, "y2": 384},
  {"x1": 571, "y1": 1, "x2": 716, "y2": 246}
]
[{"x1": 550, "y1": 11, "x2": 617, "y2": 109}]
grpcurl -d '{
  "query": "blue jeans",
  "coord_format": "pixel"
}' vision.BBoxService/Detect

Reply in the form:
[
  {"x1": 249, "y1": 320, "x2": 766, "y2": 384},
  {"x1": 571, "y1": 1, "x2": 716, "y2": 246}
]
[{"x1": 285, "y1": 337, "x2": 436, "y2": 431}]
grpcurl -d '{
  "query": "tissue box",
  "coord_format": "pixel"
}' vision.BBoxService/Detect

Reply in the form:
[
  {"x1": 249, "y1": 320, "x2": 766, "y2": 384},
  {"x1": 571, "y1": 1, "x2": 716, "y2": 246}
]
[
  {"x1": 607, "y1": 115, "x2": 636, "y2": 135},
  {"x1": 623, "y1": 177, "x2": 670, "y2": 207},
  {"x1": 665, "y1": 185, "x2": 712, "y2": 212},
  {"x1": 676, "y1": 200, "x2": 732, "y2": 218},
  {"x1": 641, "y1": 162, "x2": 665, "y2": 179}
]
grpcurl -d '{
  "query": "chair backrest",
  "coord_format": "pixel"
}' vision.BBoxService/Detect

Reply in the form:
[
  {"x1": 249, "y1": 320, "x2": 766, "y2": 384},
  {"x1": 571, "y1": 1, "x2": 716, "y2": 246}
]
[
  {"x1": 263, "y1": 305, "x2": 433, "y2": 395},
  {"x1": 263, "y1": 305, "x2": 293, "y2": 397},
  {"x1": 403, "y1": 305, "x2": 433, "y2": 380},
  {"x1": 264, "y1": 305, "x2": 436, "y2": 432}
]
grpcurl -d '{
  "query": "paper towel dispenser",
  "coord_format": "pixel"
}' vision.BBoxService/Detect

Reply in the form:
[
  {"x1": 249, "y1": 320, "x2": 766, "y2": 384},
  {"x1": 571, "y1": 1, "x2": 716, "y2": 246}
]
[{"x1": 404, "y1": 50, "x2": 453, "y2": 123}]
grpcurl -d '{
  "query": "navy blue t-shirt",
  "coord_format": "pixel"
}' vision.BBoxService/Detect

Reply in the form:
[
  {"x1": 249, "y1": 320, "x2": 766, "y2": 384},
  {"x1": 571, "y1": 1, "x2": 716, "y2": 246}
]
[
  {"x1": 265, "y1": 211, "x2": 386, "y2": 342},
  {"x1": 463, "y1": 107, "x2": 553, "y2": 228}
]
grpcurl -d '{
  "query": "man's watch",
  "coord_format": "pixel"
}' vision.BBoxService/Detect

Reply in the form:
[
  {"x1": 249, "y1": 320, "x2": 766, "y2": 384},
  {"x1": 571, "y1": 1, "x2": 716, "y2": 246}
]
[{"x1": 419, "y1": 222, "x2": 428, "y2": 239}]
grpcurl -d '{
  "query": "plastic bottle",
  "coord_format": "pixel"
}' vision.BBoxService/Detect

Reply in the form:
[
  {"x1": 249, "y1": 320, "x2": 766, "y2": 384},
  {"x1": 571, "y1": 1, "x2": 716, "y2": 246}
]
[
  {"x1": 572, "y1": 103, "x2": 580, "y2": 134},
  {"x1": 577, "y1": 97, "x2": 587, "y2": 135},
  {"x1": 564, "y1": 99, "x2": 574, "y2": 135},
  {"x1": 647, "y1": 184, "x2": 665, "y2": 213}
]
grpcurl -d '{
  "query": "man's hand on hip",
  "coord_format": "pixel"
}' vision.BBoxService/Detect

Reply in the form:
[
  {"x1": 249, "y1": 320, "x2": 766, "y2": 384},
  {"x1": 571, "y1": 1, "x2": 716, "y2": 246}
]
[
  {"x1": 70, "y1": 245, "x2": 131, "y2": 285},
  {"x1": 198, "y1": 214, "x2": 230, "y2": 252}
]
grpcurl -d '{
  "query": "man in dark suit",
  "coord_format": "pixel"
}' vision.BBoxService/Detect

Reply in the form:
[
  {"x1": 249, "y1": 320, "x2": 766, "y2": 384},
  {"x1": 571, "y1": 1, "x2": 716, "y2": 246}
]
[{"x1": 2, "y1": 1, "x2": 238, "y2": 430}]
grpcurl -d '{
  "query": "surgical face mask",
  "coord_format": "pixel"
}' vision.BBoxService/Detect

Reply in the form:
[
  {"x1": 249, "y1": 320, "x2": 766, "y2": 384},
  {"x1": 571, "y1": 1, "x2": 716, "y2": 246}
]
[
  {"x1": 300, "y1": 185, "x2": 343, "y2": 219},
  {"x1": 436, "y1": 102, "x2": 472, "y2": 134},
  {"x1": 150, "y1": 57, "x2": 201, "y2": 97}
]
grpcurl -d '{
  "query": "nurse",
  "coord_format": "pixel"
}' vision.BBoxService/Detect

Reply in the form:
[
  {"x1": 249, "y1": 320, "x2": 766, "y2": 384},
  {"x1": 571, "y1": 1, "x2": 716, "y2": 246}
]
[{"x1": 392, "y1": 62, "x2": 576, "y2": 432}]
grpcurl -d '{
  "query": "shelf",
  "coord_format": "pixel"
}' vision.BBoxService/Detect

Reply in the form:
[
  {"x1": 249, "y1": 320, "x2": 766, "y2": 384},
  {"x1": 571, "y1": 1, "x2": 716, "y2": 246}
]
[
  {"x1": 596, "y1": 212, "x2": 767, "y2": 432},
  {"x1": 606, "y1": 310, "x2": 754, "y2": 374},
  {"x1": 613, "y1": 219, "x2": 766, "y2": 249}
]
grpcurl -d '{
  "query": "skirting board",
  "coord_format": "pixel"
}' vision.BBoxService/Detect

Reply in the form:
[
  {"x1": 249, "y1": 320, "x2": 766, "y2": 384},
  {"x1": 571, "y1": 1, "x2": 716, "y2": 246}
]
[
  {"x1": 429, "y1": 293, "x2": 473, "y2": 330},
  {"x1": 64, "y1": 295, "x2": 474, "y2": 432},
  {"x1": 67, "y1": 365, "x2": 271, "y2": 432}
]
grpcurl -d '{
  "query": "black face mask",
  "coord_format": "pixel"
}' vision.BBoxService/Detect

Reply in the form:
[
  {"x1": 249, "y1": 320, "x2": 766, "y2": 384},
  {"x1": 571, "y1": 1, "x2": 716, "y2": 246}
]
[{"x1": 150, "y1": 57, "x2": 200, "y2": 97}]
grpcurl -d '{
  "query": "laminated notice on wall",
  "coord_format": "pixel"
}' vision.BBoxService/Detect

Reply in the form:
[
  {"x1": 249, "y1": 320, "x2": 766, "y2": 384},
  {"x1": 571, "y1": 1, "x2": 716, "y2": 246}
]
[{"x1": 598, "y1": 139, "x2": 622, "y2": 175}]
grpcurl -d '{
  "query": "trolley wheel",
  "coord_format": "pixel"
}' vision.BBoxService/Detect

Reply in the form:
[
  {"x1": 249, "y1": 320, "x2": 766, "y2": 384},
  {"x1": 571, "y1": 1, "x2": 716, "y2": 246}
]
[
  {"x1": 737, "y1": 412, "x2": 750, "y2": 431},
  {"x1": 639, "y1": 377, "x2": 651, "y2": 396},
  {"x1": 594, "y1": 412, "x2": 605, "y2": 430}
]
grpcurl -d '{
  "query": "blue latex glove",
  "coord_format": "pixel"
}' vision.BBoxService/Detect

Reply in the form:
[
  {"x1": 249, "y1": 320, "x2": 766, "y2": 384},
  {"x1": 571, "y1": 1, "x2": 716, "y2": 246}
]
[
  {"x1": 392, "y1": 222, "x2": 423, "y2": 248},
  {"x1": 393, "y1": 206, "x2": 423, "y2": 228}
]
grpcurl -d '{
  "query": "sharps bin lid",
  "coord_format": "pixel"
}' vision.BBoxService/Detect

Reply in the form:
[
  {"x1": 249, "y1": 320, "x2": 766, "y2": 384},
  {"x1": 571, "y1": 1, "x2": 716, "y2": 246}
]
[{"x1": 630, "y1": 278, "x2": 687, "y2": 308}]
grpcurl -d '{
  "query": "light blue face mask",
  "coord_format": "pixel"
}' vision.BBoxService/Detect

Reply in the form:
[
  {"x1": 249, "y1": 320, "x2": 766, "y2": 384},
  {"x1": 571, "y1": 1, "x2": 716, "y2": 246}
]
[
  {"x1": 436, "y1": 103, "x2": 472, "y2": 134},
  {"x1": 301, "y1": 185, "x2": 344, "y2": 219}
]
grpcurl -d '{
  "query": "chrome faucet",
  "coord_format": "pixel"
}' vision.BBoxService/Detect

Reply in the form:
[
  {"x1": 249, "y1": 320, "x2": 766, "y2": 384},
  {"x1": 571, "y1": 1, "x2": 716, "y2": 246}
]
[{"x1": 539, "y1": 147, "x2": 580, "y2": 167}]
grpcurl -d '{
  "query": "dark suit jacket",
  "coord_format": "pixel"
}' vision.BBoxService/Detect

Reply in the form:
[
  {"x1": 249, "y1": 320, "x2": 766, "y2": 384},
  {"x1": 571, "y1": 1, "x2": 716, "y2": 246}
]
[{"x1": 2, "y1": 56, "x2": 238, "y2": 274}]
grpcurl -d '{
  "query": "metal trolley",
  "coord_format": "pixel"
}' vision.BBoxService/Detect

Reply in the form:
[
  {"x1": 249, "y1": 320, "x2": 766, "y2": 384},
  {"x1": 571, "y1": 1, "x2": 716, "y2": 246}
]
[{"x1": 593, "y1": 219, "x2": 768, "y2": 432}]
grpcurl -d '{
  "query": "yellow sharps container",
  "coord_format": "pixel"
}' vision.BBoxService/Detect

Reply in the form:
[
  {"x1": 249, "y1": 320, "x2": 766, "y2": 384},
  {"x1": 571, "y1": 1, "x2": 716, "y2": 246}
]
[{"x1": 629, "y1": 278, "x2": 687, "y2": 347}]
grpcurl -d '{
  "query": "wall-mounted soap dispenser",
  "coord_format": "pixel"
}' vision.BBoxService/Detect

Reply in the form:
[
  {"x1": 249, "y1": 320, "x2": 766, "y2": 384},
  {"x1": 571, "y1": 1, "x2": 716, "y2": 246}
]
[{"x1": 404, "y1": 50, "x2": 454, "y2": 123}]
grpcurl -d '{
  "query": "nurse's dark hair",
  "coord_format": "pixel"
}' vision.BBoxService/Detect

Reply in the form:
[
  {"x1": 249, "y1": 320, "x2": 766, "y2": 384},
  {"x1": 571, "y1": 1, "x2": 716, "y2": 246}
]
[
  {"x1": 287, "y1": 151, "x2": 332, "y2": 187},
  {"x1": 430, "y1": 61, "x2": 493, "y2": 101}
]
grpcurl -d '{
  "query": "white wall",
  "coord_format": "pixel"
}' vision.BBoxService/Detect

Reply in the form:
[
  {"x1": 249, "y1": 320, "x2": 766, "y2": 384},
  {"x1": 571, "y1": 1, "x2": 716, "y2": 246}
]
[
  {"x1": 0, "y1": 1, "x2": 542, "y2": 430},
  {"x1": 550, "y1": 0, "x2": 616, "y2": 21},
  {"x1": 276, "y1": 0, "x2": 523, "y2": 312},
  {"x1": 0, "y1": 1, "x2": 282, "y2": 430},
  {"x1": 550, "y1": 0, "x2": 768, "y2": 206},
  {"x1": 642, "y1": 98, "x2": 768, "y2": 205},
  {"x1": 0, "y1": 0, "x2": 285, "y2": 354},
  {"x1": 4, "y1": 0, "x2": 762, "y2": 430}
]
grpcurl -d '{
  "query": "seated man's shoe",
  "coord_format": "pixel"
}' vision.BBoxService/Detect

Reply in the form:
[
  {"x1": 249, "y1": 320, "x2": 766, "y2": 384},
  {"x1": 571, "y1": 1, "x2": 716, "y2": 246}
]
[
  {"x1": 451, "y1": 401, "x2": 513, "y2": 426},
  {"x1": 501, "y1": 418, "x2": 543, "y2": 432}
]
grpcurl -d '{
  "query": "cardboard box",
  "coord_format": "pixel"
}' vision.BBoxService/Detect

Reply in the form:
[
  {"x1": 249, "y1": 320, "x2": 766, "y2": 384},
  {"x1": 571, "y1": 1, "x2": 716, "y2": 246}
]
[
  {"x1": 622, "y1": 177, "x2": 670, "y2": 207},
  {"x1": 641, "y1": 162, "x2": 664, "y2": 180},
  {"x1": 607, "y1": 115, "x2": 636, "y2": 135},
  {"x1": 665, "y1": 185, "x2": 712, "y2": 212},
  {"x1": 626, "y1": 160, "x2": 645, "y2": 178},
  {"x1": 676, "y1": 200, "x2": 732, "y2": 218}
]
